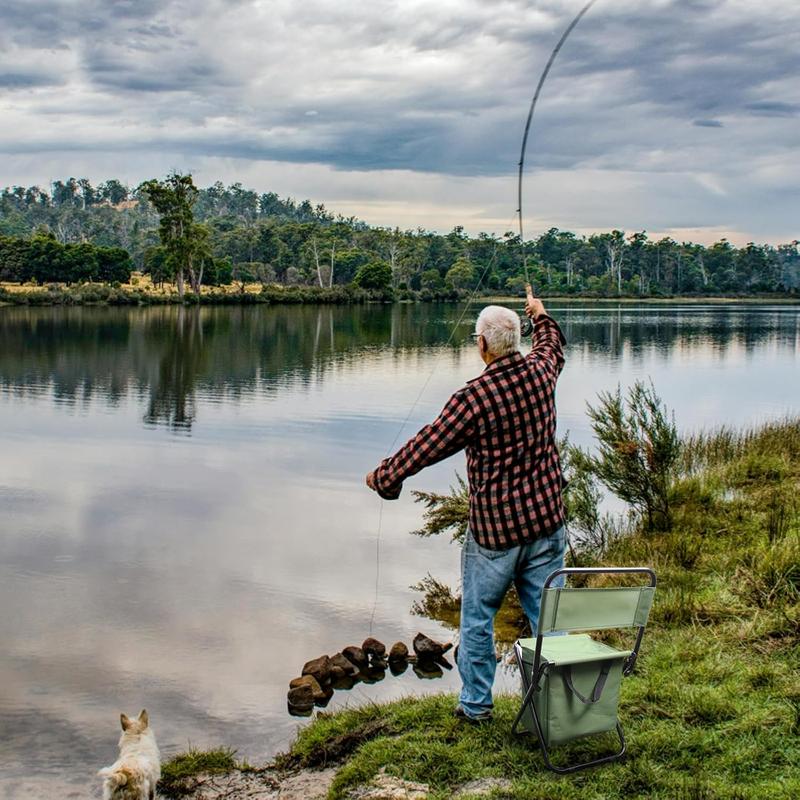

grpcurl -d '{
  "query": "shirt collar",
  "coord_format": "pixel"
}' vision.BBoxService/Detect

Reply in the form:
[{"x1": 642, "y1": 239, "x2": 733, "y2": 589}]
[{"x1": 484, "y1": 351, "x2": 524, "y2": 374}]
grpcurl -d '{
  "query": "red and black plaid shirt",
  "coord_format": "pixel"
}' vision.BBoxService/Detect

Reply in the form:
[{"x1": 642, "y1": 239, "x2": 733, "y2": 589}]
[{"x1": 374, "y1": 314, "x2": 566, "y2": 550}]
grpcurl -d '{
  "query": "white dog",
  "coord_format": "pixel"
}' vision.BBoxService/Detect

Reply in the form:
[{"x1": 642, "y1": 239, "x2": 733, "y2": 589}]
[{"x1": 98, "y1": 709, "x2": 161, "y2": 800}]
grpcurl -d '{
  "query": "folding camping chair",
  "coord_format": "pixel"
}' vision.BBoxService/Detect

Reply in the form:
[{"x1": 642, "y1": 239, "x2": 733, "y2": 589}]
[{"x1": 512, "y1": 566, "x2": 657, "y2": 774}]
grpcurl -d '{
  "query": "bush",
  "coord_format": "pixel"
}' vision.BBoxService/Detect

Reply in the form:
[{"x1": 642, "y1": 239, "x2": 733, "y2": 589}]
[
  {"x1": 584, "y1": 380, "x2": 680, "y2": 531},
  {"x1": 353, "y1": 260, "x2": 392, "y2": 291},
  {"x1": 411, "y1": 474, "x2": 470, "y2": 543},
  {"x1": 420, "y1": 269, "x2": 442, "y2": 291}
]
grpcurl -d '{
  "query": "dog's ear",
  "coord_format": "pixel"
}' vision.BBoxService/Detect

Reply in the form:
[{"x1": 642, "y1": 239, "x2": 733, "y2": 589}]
[
  {"x1": 138, "y1": 709, "x2": 149, "y2": 727},
  {"x1": 120, "y1": 713, "x2": 131, "y2": 731}
]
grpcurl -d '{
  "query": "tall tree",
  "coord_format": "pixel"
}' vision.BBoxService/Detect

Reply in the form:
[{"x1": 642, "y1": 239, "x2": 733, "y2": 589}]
[{"x1": 139, "y1": 173, "x2": 207, "y2": 296}]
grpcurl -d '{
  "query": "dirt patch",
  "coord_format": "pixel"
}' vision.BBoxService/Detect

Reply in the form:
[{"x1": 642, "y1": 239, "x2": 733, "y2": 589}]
[
  {"x1": 163, "y1": 766, "x2": 337, "y2": 799},
  {"x1": 347, "y1": 769, "x2": 430, "y2": 799}
]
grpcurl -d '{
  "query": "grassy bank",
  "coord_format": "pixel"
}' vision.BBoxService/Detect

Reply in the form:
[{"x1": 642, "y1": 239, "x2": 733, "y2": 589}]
[
  {"x1": 0, "y1": 279, "x2": 388, "y2": 306},
  {"x1": 2, "y1": 278, "x2": 798, "y2": 308},
  {"x1": 160, "y1": 414, "x2": 799, "y2": 799}
]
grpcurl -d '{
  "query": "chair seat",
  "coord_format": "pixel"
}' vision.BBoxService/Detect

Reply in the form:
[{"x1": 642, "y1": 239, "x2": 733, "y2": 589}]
[{"x1": 518, "y1": 634, "x2": 631, "y2": 667}]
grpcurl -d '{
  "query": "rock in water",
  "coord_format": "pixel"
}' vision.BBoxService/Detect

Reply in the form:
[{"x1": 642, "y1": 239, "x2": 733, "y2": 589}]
[
  {"x1": 413, "y1": 633, "x2": 453, "y2": 660},
  {"x1": 287, "y1": 704, "x2": 313, "y2": 718},
  {"x1": 330, "y1": 653, "x2": 358, "y2": 675},
  {"x1": 388, "y1": 642, "x2": 409, "y2": 663},
  {"x1": 434, "y1": 654, "x2": 453, "y2": 671},
  {"x1": 342, "y1": 645, "x2": 368, "y2": 667},
  {"x1": 314, "y1": 687, "x2": 334, "y2": 708},
  {"x1": 287, "y1": 683, "x2": 314, "y2": 708},
  {"x1": 362, "y1": 637, "x2": 386, "y2": 659},
  {"x1": 302, "y1": 655, "x2": 332, "y2": 685},
  {"x1": 289, "y1": 675, "x2": 326, "y2": 701}
]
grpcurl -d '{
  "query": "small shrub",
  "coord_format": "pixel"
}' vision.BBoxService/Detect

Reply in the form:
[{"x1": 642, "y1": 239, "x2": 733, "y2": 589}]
[
  {"x1": 411, "y1": 474, "x2": 470, "y2": 543},
  {"x1": 585, "y1": 380, "x2": 680, "y2": 531}
]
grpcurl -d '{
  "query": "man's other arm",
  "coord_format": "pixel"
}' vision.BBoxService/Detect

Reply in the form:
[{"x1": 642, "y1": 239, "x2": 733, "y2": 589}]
[{"x1": 369, "y1": 391, "x2": 475, "y2": 500}]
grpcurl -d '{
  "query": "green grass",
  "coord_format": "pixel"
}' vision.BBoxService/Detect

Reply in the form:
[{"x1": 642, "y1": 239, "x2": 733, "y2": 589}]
[{"x1": 284, "y1": 645, "x2": 799, "y2": 799}]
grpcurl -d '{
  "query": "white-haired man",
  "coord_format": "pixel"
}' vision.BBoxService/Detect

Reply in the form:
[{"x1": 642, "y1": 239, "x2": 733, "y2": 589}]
[{"x1": 366, "y1": 287, "x2": 567, "y2": 723}]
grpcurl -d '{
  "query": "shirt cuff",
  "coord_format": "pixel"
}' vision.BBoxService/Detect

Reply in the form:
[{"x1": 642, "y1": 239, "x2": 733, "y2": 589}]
[{"x1": 374, "y1": 460, "x2": 403, "y2": 500}]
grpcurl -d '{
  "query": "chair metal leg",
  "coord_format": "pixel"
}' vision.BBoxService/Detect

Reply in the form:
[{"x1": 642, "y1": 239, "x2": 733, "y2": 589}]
[
  {"x1": 511, "y1": 678, "x2": 538, "y2": 735},
  {"x1": 511, "y1": 642, "x2": 538, "y2": 736},
  {"x1": 538, "y1": 722, "x2": 627, "y2": 774}
]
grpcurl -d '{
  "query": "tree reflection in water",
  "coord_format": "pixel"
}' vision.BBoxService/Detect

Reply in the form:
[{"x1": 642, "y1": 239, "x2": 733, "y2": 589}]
[{"x1": 0, "y1": 302, "x2": 797, "y2": 433}]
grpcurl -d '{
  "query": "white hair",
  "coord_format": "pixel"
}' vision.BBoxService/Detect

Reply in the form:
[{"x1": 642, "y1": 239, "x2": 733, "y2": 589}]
[{"x1": 475, "y1": 305, "x2": 521, "y2": 357}]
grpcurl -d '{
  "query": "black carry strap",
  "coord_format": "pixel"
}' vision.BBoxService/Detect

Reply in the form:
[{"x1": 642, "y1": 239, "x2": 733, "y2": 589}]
[{"x1": 562, "y1": 660, "x2": 612, "y2": 705}]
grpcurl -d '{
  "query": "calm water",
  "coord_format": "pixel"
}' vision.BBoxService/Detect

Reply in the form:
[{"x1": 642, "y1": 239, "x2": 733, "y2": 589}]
[{"x1": 1, "y1": 301, "x2": 799, "y2": 797}]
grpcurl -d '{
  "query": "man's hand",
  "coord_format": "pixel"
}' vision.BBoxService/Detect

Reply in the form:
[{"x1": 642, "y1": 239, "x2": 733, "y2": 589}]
[
  {"x1": 365, "y1": 471, "x2": 378, "y2": 491},
  {"x1": 525, "y1": 284, "x2": 546, "y2": 320}
]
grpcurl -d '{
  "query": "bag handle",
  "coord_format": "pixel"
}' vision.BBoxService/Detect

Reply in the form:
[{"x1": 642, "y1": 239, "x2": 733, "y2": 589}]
[{"x1": 562, "y1": 660, "x2": 612, "y2": 705}]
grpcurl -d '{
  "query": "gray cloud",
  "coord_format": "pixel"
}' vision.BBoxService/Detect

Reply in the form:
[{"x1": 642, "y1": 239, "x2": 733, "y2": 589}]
[
  {"x1": 0, "y1": 70, "x2": 62, "y2": 88},
  {"x1": 744, "y1": 100, "x2": 799, "y2": 117},
  {"x1": 0, "y1": 1, "x2": 797, "y2": 240}
]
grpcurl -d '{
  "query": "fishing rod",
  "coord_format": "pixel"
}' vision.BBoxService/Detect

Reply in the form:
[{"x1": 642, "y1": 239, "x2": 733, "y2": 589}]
[{"x1": 517, "y1": 0, "x2": 599, "y2": 337}]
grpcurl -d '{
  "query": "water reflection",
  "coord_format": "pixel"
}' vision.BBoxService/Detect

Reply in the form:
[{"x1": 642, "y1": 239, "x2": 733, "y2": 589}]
[
  {"x1": 1, "y1": 304, "x2": 798, "y2": 433},
  {"x1": 0, "y1": 302, "x2": 798, "y2": 796}
]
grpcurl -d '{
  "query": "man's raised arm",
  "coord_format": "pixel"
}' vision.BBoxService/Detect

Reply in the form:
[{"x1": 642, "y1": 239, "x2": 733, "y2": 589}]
[{"x1": 525, "y1": 285, "x2": 566, "y2": 376}]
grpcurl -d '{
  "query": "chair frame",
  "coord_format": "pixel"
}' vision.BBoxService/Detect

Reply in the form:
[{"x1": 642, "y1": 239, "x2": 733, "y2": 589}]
[{"x1": 511, "y1": 566, "x2": 657, "y2": 774}]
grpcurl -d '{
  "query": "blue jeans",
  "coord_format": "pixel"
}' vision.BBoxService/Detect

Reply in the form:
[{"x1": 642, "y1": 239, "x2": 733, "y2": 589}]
[{"x1": 457, "y1": 526, "x2": 566, "y2": 718}]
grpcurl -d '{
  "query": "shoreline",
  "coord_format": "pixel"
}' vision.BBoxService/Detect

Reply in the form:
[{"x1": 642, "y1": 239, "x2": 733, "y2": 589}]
[{"x1": 1, "y1": 281, "x2": 799, "y2": 309}]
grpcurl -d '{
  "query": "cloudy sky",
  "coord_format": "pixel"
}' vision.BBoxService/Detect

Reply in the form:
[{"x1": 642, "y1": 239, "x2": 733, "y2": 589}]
[{"x1": 0, "y1": 0, "x2": 797, "y2": 244}]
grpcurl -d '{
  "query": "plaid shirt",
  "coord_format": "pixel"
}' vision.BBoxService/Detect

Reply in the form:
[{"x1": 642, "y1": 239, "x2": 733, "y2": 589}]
[{"x1": 374, "y1": 314, "x2": 566, "y2": 550}]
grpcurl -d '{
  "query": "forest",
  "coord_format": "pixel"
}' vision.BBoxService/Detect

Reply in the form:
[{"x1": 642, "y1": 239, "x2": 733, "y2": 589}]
[{"x1": 1, "y1": 175, "x2": 798, "y2": 297}]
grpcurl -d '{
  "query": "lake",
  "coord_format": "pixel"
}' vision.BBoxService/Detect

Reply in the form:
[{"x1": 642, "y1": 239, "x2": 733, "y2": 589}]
[{"x1": 1, "y1": 301, "x2": 798, "y2": 797}]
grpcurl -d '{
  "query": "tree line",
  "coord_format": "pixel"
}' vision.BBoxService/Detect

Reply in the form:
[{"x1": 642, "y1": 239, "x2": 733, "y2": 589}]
[
  {"x1": 0, "y1": 234, "x2": 132, "y2": 285},
  {"x1": 1, "y1": 173, "x2": 798, "y2": 297}
]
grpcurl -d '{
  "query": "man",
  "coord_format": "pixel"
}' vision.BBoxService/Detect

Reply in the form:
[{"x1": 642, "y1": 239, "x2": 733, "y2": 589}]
[{"x1": 366, "y1": 286, "x2": 567, "y2": 723}]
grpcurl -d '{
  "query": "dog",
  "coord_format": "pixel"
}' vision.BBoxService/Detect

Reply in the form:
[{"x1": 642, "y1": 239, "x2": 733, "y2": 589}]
[{"x1": 98, "y1": 709, "x2": 161, "y2": 800}]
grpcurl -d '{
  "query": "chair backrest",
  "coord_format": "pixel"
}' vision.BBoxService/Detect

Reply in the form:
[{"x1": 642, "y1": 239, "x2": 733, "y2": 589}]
[{"x1": 538, "y1": 585, "x2": 655, "y2": 634}]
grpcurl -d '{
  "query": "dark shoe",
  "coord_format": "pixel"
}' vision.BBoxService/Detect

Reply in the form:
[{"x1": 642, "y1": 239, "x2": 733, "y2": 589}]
[{"x1": 454, "y1": 705, "x2": 493, "y2": 725}]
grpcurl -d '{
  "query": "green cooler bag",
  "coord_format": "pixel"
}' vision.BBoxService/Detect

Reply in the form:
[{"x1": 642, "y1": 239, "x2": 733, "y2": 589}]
[{"x1": 518, "y1": 634, "x2": 631, "y2": 747}]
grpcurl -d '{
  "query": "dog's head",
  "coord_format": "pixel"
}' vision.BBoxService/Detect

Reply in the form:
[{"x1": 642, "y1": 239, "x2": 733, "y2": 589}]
[{"x1": 120, "y1": 709, "x2": 150, "y2": 735}]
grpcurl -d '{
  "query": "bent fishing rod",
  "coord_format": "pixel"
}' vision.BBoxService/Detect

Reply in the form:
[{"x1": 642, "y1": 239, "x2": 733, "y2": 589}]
[{"x1": 517, "y1": 0, "x2": 598, "y2": 336}]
